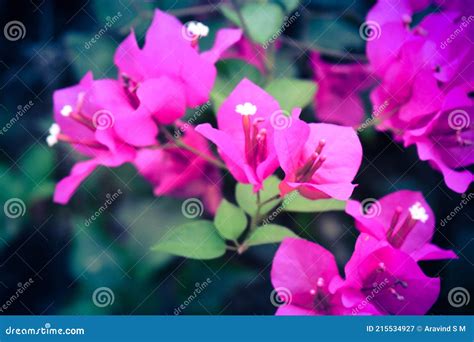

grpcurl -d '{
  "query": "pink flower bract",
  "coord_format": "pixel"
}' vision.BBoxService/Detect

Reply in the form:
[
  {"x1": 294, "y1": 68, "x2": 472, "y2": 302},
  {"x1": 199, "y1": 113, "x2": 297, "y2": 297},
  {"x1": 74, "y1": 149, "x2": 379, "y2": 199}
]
[
  {"x1": 345, "y1": 190, "x2": 457, "y2": 261},
  {"x1": 133, "y1": 123, "x2": 222, "y2": 213},
  {"x1": 196, "y1": 78, "x2": 280, "y2": 191},
  {"x1": 271, "y1": 238, "x2": 349, "y2": 315},
  {"x1": 52, "y1": 73, "x2": 137, "y2": 204},
  {"x1": 274, "y1": 117, "x2": 362, "y2": 200},
  {"x1": 114, "y1": 9, "x2": 242, "y2": 122},
  {"x1": 342, "y1": 244, "x2": 440, "y2": 315}
]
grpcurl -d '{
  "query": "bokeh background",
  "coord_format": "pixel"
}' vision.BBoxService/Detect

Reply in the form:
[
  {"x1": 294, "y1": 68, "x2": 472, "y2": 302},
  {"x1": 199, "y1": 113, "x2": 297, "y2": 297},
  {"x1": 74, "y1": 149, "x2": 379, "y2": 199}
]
[{"x1": 0, "y1": 0, "x2": 472, "y2": 315}]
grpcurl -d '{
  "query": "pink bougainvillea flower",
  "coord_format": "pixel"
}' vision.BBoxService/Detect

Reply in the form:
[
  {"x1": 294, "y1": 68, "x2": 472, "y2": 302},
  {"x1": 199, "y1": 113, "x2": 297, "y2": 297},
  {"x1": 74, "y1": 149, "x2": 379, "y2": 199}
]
[
  {"x1": 271, "y1": 238, "x2": 352, "y2": 315},
  {"x1": 222, "y1": 36, "x2": 266, "y2": 73},
  {"x1": 341, "y1": 245, "x2": 440, "y2": 315},
  {"x1": 366, "y1": 0, "x2": 430, "y2": 75},
  {"x1": 50, "y1": 73, "x2": 137, "y2": 204},
  {"x1": 403, "y1": 87, "x2": 473, "y2": 193},
  {"x1": 114, "y1": 9, "x2": 242, "y2": 123},
  {"x1": 196, "y1": 78, "x2": 280, "y2": 191},
  {"x1": 311, "y1": 53, "x2": 373, "y2": 127},
  {"x1": 133, "y1": 122, "x2": 222, "y2": 214},
  {"x1": 223, "y1": 36, "x2": 280, "y2": 74},
  {"x1": 346, "y1": 190, "x2": 457, "y2": 261},
  {"x1": 369, "y1": 37, "x2": 444, "y2": 134},
  {"x1": 274, "y1": 116, "x2": 362, "y2": 200}
]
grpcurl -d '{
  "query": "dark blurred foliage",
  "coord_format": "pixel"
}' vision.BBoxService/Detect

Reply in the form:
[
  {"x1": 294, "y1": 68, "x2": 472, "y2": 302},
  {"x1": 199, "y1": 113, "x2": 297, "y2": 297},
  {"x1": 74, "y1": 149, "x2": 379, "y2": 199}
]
[{"x1": 0, "y1": 0, "x2": 472, "y2": 315}]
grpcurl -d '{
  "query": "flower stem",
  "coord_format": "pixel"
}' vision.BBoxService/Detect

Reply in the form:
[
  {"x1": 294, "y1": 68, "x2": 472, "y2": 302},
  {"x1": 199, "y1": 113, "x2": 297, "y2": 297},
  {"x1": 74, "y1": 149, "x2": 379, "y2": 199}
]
[
  {"x1": 259, "y1": 194, "x2": 282, "y2": 207},
  {"x1": 280, "y1": 36, "x2": 368, "y2": 62}
]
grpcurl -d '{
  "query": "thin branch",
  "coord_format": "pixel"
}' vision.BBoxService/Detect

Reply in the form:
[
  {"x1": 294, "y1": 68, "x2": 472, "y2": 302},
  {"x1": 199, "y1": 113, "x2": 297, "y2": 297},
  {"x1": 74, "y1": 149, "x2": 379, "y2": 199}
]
[
  {"x1": 169, "y1": 4, "x2": 220, "y2": 17},
  {"x1": 162, "y1": 129, "x2": 228, "y2": 170},
  {"x1": 280, "y1": 36, "x2": 368, "y2": 62}
]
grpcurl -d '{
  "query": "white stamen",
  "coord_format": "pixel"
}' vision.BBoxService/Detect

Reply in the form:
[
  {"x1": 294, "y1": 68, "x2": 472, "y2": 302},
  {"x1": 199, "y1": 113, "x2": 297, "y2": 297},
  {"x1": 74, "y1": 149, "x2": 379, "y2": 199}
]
[
  {"x1": 60, "y1": 105, "x2": 73, "y2": 117},
  {"x1": 316, "y1": 277, "x2": 325, "y2": 287},
  {"x1": 187, "y1": 21, "x2": 209, "y2": 38},
  {"x1": 409, "y1": 202, "x2": 429, "y2": 223},
  {"x1": 47, "y1": 123, "x2": 61, "y2": 147},
  {"x1": 235, "y1": 102, "x2": 257, "y2": 116},
  {"x1": 49, "y1": 123, "x2": 60, "y2": 135},
  {"x1": 309, "y1": 289, "x2": 316, "y2": 295},
  {"x1": 46, "y1": 135, "x2": 58, "y2": 147}
]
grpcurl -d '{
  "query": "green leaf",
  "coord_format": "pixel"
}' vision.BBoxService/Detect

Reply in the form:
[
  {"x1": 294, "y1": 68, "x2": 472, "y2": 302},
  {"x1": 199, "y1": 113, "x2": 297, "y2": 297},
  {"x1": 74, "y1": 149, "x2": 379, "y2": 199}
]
[
  {"x1": 211, "y1": 59, "x2": 262, "y2": 110},
  {"x1": 265, "y1": 78, "x2": 317, "y2": 113},
  {"x1": 219, "y1": 4, "x2": 240, "y2": 25},
  {"x1": 282, "y1": 191, "x2": 346, "y2": 212},
  {"x1": 220, "y1": 3, "x2": 285, "y2": 44},
  {"x1": 214, "y1": 199, "x2": 248, "y2": 240},
  {"x1": 273, "y1": 0, "x2": 300, "y2": 12},
  {"x1": 245, "y1": 224, "x2": 297, "y2": 247},
  {"x1": 151, "y1": 220, "x2": 226, "y2": 260},
  {"x1": 235, "y1": 176, "x2": 281, "y2": 216}
]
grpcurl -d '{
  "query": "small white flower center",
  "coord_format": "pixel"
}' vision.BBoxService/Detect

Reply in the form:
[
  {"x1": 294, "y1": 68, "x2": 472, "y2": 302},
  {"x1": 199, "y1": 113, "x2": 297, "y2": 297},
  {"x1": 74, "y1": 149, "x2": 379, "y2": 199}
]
[
  {"x1": 60, "y1": 105, "x2": 73, "y2": 117},
  {"x1": 187, "y1": 21, "x2": 209, "y2": 38},
  {"x1": 408, "y1": 202, "x2": 429, "y2": 223},
  {"x1": 46, "y1": 123, "x2": 61, "y2": 147},
  {"x1": 235, "y1": 102, "x2": 257, "y2": 116},
  {"x1": 316, "y1": 277, "x2": 325, "y2": 287}
]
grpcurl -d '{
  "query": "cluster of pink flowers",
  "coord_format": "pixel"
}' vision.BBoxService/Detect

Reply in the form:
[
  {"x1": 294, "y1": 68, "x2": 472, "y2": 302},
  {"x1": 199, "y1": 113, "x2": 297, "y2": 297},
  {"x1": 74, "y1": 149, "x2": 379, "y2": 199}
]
[
  {"x1": 196, "y1": 78, "x2": 363, "y2": 200},
  {"x1": 49, "y1": 9, "x2": 364, "y2": 209},
  {"x1": 272, "y1": 190, "x2": 456, "y2": 315},
  {"x1": 48, "y1": 9, "x2": 241, "y2": 207},
  {"x1": 311, "y1": 0, "x2": 473, "y2": 193},
  {"x1": 367, "y1": 0, "x2": 473, "y2": 193}
]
